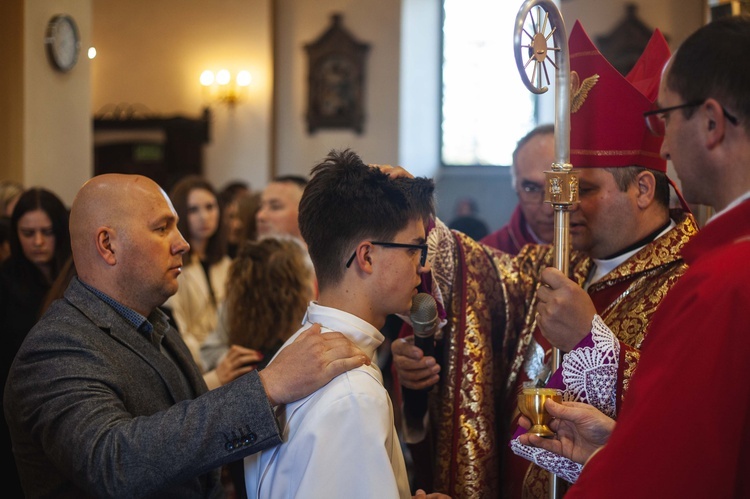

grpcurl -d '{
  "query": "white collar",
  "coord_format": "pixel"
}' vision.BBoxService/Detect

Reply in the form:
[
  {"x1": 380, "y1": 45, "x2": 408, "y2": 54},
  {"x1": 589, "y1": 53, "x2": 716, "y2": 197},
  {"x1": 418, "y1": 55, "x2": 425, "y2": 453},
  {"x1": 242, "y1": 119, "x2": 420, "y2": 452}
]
[
  {"x1": 587, "y1": 220, "x2": 676, "y2": 287},
  {"x1": 302, "y1": 302, "x2": 384, "y2": 361}
]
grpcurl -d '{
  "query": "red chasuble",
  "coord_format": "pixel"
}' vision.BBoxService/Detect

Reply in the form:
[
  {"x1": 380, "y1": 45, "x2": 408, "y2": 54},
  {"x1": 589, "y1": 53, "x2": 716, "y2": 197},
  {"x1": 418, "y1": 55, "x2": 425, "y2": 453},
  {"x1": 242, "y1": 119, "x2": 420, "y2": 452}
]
[
  {"x1": 567, "y1": 199, "x2": 750, "y2": 498},
  {"x1": 510, "y1": 213, "x2": 696, "y2": 498},
  {"x1": 415, "y1": 213, "x2": 695, "y2": 498}
]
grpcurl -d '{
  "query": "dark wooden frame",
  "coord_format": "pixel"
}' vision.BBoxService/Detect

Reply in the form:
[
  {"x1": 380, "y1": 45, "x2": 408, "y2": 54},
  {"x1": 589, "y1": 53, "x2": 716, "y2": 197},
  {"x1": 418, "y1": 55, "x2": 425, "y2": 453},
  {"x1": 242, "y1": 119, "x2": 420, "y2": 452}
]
[
  {"x1": 595, "y1": 4, "x2": 667, "y2": 76},
  {"x1": 93, "y1": 107, "x2": 211, "y2": 190},
  {"x1": 304, "y1": 14, "x2": 370, "y2": 134}
]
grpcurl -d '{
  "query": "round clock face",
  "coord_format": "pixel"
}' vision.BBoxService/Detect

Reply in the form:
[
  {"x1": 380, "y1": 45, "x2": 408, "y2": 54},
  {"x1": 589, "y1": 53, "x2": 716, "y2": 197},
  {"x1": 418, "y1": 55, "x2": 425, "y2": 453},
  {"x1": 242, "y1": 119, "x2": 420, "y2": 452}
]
[{"x1": 45, "y1": 15, "x2": 80, "y2": 72}]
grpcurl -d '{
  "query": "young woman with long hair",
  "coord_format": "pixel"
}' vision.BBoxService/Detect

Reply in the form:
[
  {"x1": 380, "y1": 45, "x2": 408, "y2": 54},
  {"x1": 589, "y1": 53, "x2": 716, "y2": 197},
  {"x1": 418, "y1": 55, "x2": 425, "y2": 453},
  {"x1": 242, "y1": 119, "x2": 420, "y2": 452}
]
[
  {"x1": 0, "y1": 187, "x2": 70, "y2": 498},
  {"x1": 163, "y1": 175, "x2": 231, "y2": 369}
]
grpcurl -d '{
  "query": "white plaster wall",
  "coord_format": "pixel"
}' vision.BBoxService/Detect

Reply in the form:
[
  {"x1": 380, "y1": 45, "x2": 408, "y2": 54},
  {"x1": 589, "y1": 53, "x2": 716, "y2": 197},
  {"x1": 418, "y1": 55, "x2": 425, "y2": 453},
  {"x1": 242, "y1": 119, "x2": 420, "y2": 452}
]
[
  {"x1": 91, "y1": 0, "x2": 273, "y2": 193},
  {"x1": 4, "y1": 0, "x2": 708, "y2": 211},
  {"x1": 272, "y1": 0, "x2": 402, "y2": 181},
  {"x1": 91, "y1": 0, "x2": 402, "y2": 193},
  {"x1": 22, "y1": 0, "x2": 93, "y2": 206}
]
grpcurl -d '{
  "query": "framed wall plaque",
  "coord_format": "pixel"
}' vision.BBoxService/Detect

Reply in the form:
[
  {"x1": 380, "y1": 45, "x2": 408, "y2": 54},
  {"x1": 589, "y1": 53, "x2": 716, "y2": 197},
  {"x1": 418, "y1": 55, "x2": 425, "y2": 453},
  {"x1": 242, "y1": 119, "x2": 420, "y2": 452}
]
[
  {"x1": 595, "y1": 4, "x2": 666, "y2": 76},
  {"x1": 305, "y1": 14, "x2": 370, "y2": 134}
]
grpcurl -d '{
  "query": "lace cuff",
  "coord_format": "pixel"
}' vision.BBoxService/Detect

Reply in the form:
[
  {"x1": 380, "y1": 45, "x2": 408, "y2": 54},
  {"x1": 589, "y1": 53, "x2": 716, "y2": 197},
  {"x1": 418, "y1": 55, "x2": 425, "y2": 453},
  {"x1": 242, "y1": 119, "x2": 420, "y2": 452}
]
[
  {"x1": 509, "y1": 438, "x2": 583, "y2": 483},
  {"x1": 509, "y1": 315, "x2": 620, "y2": 483},
  {"x1": 558, "y1": 314, "x2": 619, "y2": 417}
]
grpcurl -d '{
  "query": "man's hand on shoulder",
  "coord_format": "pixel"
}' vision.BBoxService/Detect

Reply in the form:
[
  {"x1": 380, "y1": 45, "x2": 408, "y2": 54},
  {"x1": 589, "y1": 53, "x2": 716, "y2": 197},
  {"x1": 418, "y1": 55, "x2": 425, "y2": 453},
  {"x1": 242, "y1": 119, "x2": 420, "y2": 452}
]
[{"x1": 258, "y1": 323, "x2": 369, "y2": 405}]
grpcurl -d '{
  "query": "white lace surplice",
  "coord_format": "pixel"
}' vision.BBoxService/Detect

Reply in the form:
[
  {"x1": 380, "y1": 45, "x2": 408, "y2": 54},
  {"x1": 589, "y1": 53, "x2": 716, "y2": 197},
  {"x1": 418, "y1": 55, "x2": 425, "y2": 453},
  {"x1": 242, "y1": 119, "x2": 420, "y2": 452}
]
[{"x1": 509, "y1": 315, "x2": 619, "y2": 483}]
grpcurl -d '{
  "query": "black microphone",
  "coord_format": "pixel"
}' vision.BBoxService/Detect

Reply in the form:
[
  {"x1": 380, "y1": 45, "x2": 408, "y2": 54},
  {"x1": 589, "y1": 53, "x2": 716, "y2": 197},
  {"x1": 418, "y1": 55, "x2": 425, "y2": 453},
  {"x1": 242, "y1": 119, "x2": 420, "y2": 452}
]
[{"x1": 402, "y1": 293, "x2": 439, "y2": 429}]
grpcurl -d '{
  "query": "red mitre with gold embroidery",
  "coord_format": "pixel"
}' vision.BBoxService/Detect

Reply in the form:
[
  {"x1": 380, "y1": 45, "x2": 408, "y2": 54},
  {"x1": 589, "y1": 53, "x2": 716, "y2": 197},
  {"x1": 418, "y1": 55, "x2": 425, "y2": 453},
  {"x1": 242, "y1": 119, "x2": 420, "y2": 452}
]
[{"x1": 568, "y1": 20, "x2": 670, "y2": 172}]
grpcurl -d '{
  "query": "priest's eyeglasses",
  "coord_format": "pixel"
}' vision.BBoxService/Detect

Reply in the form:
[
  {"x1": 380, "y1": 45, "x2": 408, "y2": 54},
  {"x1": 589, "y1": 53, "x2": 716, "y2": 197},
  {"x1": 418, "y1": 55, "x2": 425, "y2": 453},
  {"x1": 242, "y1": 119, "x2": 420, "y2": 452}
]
[
  {"x1": 345, "y1": 241, "x2": 428, "y2": 268},
  {"x1": 644, "y1": 100, "x2": 738, "y2": 137},
  {"x1": 517, "y1": 181, "x2": 545, "y2": 204}
]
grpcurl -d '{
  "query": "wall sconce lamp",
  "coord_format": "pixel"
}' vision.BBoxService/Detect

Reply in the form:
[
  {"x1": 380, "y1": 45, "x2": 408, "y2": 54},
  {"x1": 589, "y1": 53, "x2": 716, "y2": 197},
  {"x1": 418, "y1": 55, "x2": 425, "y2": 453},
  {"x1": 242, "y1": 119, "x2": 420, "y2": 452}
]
[{"x1": 200, "y1": 69, "x2": 251, "y2": 107}]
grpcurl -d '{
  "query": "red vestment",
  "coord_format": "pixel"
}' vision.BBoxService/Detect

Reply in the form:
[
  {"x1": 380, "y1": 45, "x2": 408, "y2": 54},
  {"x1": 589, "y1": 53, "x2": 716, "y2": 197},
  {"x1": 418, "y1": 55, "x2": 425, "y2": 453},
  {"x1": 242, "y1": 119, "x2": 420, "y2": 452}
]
[
  {"x1": 413, "y1": 213, "x2": 696, "y2": 498},
  {"x1": 481, "y1": 205, "x2": 539, "y2": 255},
  {"x1": 567, "y1": 199, "x2": 750, "y2": 498}
]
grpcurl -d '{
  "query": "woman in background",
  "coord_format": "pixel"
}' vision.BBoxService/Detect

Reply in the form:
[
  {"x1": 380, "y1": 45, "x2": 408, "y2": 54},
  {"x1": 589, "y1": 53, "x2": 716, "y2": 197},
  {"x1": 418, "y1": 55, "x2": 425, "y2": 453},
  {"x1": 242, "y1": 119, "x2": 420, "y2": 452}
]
[
  {"x1": 163, "y1": 176, "x2": 232, "y2": 370},
  {"x1": 1, "y1": 188, "x2": 71, "y2": 359},
  {"x1": 201, "y1": 236, "x2": 315, "y2": 373},
  {"x1": 217, "y1": 180, "x2": 251, "y2": 259},
  {"x1": 0, "y1": 187, "x2": 70, "y2": 498}
]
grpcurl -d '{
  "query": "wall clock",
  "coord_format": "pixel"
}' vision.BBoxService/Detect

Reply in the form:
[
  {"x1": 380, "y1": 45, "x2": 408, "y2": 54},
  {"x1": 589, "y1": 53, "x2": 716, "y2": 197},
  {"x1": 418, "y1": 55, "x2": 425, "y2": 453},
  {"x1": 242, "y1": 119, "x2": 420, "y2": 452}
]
[{"x1": 45, "y1": 14, "x2": 81, "y2": 73}]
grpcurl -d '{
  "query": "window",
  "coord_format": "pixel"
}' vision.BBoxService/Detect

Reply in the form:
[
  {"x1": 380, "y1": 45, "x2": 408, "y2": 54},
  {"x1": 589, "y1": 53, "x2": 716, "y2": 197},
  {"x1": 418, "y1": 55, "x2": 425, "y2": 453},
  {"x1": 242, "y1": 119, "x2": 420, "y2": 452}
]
[{"x1": 441, "y1": 0, "x2": 539, "y2": 166}]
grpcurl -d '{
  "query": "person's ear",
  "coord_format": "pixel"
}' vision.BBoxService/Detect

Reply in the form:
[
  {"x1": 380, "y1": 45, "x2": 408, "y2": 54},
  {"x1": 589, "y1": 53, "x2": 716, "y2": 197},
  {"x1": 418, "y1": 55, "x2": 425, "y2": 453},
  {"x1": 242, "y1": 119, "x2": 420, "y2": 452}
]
[
  {"x1": 95, "y1": 227, "x2": 117, "y2": 265},
  {"x1": 635, "y1": 170, "x2": 656, "y2": 209},
  {"x1": 703, "y1": 98, "x2": 726, "y2": 149},
  {"x1": 351, "y1": 242, "x2": 374, "y2": 274}
]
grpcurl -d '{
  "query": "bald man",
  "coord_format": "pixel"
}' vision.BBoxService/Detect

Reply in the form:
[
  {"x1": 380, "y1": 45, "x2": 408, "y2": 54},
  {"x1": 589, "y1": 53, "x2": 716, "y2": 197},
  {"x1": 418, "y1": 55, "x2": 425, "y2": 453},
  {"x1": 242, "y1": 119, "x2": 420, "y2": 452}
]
[{"x1": 3, "y1": 174, "x2": 367, "y2": 498}]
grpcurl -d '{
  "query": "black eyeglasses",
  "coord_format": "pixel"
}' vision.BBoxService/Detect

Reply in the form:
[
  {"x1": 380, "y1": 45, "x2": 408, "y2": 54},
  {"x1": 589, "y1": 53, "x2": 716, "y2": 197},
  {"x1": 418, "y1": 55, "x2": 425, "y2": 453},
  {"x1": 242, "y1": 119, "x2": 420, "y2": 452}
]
[
  {"x1": 643, "y1": 100, "x2": 739, "y2": 137},
  {"x1": 345, "y1": 241, "x2": 428, "y2": 268}
]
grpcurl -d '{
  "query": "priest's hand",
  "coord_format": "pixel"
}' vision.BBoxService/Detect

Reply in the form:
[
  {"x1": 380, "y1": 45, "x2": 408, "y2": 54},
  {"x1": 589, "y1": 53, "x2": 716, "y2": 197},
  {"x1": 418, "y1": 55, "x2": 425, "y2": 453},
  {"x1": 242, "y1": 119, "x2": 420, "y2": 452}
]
[
  {"x1": 517, "y1": 400, "x2": 615, "y2": 464},
  {"x1": 536, "y1": 267, "x2": 596, "y2": 351},
  {"x1": 391, "y1": 335, "x2": 440, "y2": 390},
  {"x1": 368, "y1": 163, "x2": 414, "y2": 179}
]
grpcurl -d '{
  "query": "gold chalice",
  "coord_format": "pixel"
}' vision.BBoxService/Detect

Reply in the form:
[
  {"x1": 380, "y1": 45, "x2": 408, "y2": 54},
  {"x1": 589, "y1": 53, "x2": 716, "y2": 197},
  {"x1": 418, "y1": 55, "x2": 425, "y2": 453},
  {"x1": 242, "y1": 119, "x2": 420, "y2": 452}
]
[{"x1": 518, "y1": 387, "x2": 562, "y2": 438}]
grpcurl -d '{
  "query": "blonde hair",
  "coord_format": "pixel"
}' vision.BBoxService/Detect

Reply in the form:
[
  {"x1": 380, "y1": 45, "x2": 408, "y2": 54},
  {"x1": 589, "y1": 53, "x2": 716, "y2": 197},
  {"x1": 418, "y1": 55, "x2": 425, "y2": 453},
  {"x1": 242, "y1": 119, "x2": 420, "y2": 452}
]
[
  {"x1": 0, "y1": 180, "x2": 23, "y2": 216},
  {"x1": 225, "y1": 236, "x2": 313, "y2": 351}
]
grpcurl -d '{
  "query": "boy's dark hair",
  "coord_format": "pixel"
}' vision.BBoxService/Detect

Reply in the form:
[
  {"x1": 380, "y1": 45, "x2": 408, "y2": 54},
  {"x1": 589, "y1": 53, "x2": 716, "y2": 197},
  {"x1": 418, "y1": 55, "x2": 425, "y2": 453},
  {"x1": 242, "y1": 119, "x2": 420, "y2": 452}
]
[
  {"x1": 391, "y1": 175, "x2": 436, "y2": 225},
  {"x1": 299, "y1": 149, "x2": 434, "y2": 290}
]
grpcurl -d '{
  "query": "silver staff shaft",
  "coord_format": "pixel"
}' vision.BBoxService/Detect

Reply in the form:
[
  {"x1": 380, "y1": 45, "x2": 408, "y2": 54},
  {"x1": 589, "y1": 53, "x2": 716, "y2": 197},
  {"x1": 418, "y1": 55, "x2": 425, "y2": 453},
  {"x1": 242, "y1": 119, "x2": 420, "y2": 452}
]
[{"x1": 514, "y1": 1, "x2": 578, "y2": 497}]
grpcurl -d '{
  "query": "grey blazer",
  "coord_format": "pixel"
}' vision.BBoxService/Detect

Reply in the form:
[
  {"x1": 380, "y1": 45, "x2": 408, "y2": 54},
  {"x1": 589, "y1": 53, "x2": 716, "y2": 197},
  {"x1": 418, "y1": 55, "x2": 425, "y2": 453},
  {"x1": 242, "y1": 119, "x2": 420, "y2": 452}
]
[{"x1": 4, "y1": 278, "x2": 282, "y2": 498}]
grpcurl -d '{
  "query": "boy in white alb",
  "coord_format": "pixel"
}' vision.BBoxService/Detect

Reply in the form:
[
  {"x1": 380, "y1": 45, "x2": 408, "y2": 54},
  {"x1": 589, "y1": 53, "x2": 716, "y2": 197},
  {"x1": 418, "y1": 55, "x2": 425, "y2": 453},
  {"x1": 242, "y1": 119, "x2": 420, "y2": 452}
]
[{"x1": 244, "y1": 149, "x2": 436, "y2": 498}]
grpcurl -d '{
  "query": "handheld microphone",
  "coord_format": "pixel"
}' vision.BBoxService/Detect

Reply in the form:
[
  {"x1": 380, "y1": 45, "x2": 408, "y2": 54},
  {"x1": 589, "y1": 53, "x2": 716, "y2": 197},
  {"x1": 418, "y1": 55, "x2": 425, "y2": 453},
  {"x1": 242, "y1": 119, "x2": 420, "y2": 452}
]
[
  {"x1": 410, "y1": 292, "x2": 439, "y2": 358},
  {"x1": 403, "y1": 292, "x2": 439, "y2": 429}
]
